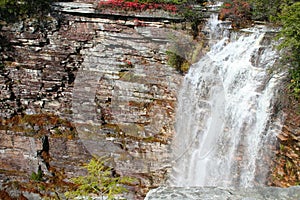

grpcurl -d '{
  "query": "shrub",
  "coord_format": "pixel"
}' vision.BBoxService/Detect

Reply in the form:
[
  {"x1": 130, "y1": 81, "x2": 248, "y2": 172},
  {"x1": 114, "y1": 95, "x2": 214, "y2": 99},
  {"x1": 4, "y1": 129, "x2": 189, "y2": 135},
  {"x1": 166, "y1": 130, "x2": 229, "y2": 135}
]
[
  {"x1": 167, "y1": 50, "x2": 190, "y2": 73},
  {"x1": 177, "y1": 1, "x2": 204, "y2": 38},
  {"x1": 219, "y1": 0, "x2": 251, "y2": 28},
  {"x1": 0, "y1": 0, "x2": 54, "y2": 22},
  {"x1": 277, "y1": 2, "x2": 300, "y2": 98},
  {"x1": 248, "y1": 0, "x2": 282, "y2": 21},
  {"x1": 97, "y1": 0, "x2": 178, "y2": 13},
  {"x1": 65, "y1": 156, "x2": 136, "y2": 200}
]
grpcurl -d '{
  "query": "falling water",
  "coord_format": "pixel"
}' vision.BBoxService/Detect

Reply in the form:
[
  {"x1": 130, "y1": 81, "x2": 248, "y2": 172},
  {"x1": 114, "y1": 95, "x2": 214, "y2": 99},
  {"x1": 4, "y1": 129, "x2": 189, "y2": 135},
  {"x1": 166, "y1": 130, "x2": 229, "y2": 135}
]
[{"x1": 169, "y1": 13, "x2": 283, "y2": 187}]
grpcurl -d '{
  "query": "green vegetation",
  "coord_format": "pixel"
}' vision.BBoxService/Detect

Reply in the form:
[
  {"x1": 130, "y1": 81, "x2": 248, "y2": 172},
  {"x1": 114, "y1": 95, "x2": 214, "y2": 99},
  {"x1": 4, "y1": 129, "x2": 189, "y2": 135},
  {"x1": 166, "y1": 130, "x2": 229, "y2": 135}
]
[
  {"x1": 178, "y1": 2, "x2": 204, "y2": 38},
  {"x1": 248, "y1": 0, "x2": 282, "y2": 21},
  {"x1": 167, "y1": 50, "x2": 190, "y2": 73},
  {"x1": 65, "y1": 156, "x2": 136, "y2": 200},
  {"x1": 276, "y1": 2, "x2": 300, "y2": 98},
  {"x1": 0, "y1": 0, "x2": 55, "y2": 22},
  {"x1": 30, "y1": 167, "x2": 43, "y2": 182},
  {"x1": 219, "y1": 0, "x2": 293, "y2": 24}
]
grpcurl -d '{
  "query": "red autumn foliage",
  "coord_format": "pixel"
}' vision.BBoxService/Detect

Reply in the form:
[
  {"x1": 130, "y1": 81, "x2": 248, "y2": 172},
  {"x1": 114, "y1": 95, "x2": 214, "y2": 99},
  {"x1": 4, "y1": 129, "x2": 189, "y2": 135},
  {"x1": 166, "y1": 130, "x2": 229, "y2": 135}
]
[
  {"x1": 97, "y1": 0, "x2": 178, "y2": 13},
  {"x1": 124, "y1": 59, "x2": 132, "y2": 66},
  {"x1": 224, "y1": 3, "x2": 232, "y2": 8},
  {"x1": 219, "y1": 0, "x2": 251, "y2": 28}
]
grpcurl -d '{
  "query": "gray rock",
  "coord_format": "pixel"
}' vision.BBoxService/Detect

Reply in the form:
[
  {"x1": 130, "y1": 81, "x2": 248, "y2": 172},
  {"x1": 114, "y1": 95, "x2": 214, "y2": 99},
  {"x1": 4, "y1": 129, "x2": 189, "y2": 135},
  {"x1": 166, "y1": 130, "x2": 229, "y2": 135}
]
[
  {"x1": 52, "y1": 2, "x2": 95, "y2": 14},
  {"x1": 145, "y1": 186, "x2": 300, "y2": 200},
  {"x1": 23, "y1": 191, "x2": 43, "y2": 200}
]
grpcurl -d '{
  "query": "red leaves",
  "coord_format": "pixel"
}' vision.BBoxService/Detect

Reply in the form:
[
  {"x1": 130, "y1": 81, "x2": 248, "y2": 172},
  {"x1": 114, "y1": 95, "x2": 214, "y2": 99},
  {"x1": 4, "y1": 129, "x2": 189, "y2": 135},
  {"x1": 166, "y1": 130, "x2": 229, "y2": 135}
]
[
  {"x1": 224, "y1": 3, "x2": 232, "y2": 8},
  {"x1": 219, "y1": 0, "x2": 252, "y2": 28},
  {"x1": 97, "y1": 0, "x2": 178, "y2": 13},
  {"x1": 125, "y1": 60, "x2": 131, "y2": 65}
]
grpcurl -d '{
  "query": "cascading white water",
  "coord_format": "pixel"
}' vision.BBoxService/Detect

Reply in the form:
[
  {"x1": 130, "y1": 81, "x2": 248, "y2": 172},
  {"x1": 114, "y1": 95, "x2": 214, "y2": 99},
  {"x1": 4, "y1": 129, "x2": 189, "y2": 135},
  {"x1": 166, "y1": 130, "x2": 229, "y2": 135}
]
[{"x1": 169, "y1": 13, "x2": 283, "y2": 187}]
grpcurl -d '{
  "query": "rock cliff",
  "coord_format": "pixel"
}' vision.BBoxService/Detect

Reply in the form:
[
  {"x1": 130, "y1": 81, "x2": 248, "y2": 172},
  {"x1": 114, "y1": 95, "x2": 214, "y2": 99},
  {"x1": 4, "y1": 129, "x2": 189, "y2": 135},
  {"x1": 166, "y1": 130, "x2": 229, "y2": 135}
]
[
  {"x1": 269, "y1": 96, "x2": 300, "y2": 188},
  {"x1": 0, "y1": 1, "x2": 198, "y2": 199}
]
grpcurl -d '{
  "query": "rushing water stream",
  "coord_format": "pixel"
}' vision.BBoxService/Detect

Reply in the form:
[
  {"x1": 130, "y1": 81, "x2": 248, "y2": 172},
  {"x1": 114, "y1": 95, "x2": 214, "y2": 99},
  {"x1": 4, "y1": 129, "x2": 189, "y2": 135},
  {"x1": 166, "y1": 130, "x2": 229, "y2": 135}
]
[{"x1": 169, "y1": 13, "x2": 283, "y2": 187}]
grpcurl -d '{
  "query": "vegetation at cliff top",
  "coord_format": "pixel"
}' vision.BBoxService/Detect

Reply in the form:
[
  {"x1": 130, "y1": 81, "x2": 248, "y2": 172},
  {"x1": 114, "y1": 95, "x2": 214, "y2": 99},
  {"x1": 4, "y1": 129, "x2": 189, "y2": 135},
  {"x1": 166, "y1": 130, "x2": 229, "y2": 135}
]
[{"x1": 0, "y1": 0, "x2": 56, "y2": 22}]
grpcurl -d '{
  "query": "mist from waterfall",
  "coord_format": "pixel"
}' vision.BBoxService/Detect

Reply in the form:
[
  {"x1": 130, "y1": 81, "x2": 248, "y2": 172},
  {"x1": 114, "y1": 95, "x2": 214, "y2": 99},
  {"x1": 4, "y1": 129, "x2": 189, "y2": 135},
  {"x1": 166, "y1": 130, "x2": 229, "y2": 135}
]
[{"x1": 169, "y1": 13, "x2": 283, "y2": 187}]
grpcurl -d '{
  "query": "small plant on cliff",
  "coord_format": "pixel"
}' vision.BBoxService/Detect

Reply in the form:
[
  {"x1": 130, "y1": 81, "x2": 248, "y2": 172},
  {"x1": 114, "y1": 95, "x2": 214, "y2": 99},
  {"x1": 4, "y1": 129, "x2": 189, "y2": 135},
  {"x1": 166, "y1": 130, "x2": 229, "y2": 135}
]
[
  {"x1": 166, "y1": 50, "x2": 190, "y2": 73},
  {"x1": 30, "y1": 166, "x2": 43, "y2": 182},
  {"x1": 65, "y1": 156, "x2": 136, "y2": 200}
]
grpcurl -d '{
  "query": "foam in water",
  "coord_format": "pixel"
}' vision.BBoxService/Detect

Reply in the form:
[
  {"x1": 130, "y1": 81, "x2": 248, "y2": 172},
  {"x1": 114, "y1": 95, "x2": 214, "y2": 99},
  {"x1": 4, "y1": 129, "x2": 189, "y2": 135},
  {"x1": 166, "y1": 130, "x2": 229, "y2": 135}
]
[{"x1": 169, "y1": 14, "x2": 283, "y2": 187}]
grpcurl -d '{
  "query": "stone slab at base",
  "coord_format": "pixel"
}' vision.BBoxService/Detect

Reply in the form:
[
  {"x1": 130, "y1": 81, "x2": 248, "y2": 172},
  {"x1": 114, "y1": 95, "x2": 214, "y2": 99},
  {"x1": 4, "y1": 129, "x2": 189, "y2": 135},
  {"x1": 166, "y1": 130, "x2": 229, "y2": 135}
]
[{"x1": 145, "y1": 186, "x2": 300, "y2": 200}]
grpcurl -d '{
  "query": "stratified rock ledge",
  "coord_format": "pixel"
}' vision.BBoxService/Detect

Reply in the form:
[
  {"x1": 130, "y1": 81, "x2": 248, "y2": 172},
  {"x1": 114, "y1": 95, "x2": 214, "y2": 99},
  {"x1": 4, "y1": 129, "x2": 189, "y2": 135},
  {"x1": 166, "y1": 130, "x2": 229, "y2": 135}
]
[{"x1": 145, "y1": 186, "x2": 300, "y2": 200}]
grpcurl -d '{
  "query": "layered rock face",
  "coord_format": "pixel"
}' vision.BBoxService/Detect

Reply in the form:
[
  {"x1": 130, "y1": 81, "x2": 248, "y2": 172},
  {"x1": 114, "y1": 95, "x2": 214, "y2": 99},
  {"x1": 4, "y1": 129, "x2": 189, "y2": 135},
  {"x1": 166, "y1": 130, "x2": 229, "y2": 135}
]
[
  {"x1": 0, "y1": 2, "x2": 189, "y2": 198},
  {"x1": 269, "y1": 97, "x2": 300, "y2": 187}
]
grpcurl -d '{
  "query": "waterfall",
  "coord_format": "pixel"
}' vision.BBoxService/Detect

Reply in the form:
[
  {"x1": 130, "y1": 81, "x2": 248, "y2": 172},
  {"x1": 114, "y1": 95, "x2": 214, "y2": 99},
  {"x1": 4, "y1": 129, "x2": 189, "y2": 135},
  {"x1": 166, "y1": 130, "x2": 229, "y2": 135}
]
[{"x1": 169, "y1": 13, "x2": 283, "y2": 187}]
